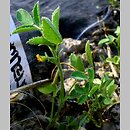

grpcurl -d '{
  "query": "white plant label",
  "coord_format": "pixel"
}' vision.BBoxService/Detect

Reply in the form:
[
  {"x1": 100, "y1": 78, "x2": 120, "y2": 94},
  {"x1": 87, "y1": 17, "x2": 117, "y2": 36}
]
[{"x1": 10, "y1": 15, "x2": 33, "y2": 90}]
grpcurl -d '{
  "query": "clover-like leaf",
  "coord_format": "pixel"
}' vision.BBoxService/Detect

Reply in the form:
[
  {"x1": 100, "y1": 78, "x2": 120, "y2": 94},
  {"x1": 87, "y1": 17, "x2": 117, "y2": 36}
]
[
  {"x1": 107, "y1": 84, "x2": 117, "y2": 97},
  {"x1": 106, "y1": 57, "x2": 113, "y2": 63},
  {"x1": 71, "y1": 71, "x2": 88, "y2": 81},
  {"x1": 16, "y1": 9, "x2": 34, "y2": 25},
  {"x1": 32, "y1": 1, "x2": 40, "y2": 26},
  {"x1": 113, "y1": 56, "x2": 120, "y2": 65},
  {"x1": 107, "y1": 35, "x2": 116, "y2": 43},
  {"x1": 70, "y1": 53, "x2": 85, "y2": 72},
  {"x1": 52, "y1": 6, "x2": 60, "y2": 30},
  {"x1": 42, "y1": 17, "x2": 62, "y2": 44},
  {"x1": 103, "y1": 98, "x2": 112, "y2": 105},
  {"x1": 106, "y1": 56, "x2": 120, "y2": 65},
  {"x1": 98, "y1": 34, "x2": 116, "y2": 45},
  {"x1": 100, "y1": 79, "x2": 114, "y2": 97},
  {"x1": 12, "y1": 25, "x2": 37, "y2": 34}
]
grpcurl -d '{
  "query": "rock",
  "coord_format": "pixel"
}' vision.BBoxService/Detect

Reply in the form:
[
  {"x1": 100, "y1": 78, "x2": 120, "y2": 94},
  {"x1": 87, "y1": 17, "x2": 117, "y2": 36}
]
[
  {"x1": 81, "y1": 53, "x2": 89, "y2": 68},
  {"x1": 110, "y1": 103, "x2": 120, "y2": 130},
  {"x1": 29, "y1": 62, "x2": 54, "y2": 82},
  {"x1": 63, "y1": 78, "x2": 76, "y2": 92},
  {"x1": 60, "y1": 38, "x2": 88, "y2": 64},
  {"x1": 102, "y1": 103, "x2": 120, "y2": 130},
  {"x1": 64, "y1": 69, "x2": 74, "y2": 79},
  {"x1": 61, "y1": 38, "x2": 86, "y2": 54}
]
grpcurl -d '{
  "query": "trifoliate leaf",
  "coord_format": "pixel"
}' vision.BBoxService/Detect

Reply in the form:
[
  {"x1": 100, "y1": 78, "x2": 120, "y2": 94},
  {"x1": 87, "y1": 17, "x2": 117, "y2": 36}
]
[{"x1": 70, "y1": 53, "x2": 85, "y2": 72}]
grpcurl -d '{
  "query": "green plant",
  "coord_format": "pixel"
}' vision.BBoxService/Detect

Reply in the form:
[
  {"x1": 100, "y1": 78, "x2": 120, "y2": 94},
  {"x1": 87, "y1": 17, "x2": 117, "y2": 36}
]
[
  {"x1": 12, "y1": 1, "x2": 119, "y2": 129},
  {"x1": 69, "y1": 46, "x2": 118, "y2": 128},
  {"x1": 98, "y1": 26, "x2": 120, "y2": 55},
  {"x1": 65, "y1": 40, "x2": 118, "y2": 128},
  {"x1": 98, "y1": 26, "x2": 120, "y2": 75},
  {"x1": 12, "y1": 1, "x2": 66, "y2": 128}
]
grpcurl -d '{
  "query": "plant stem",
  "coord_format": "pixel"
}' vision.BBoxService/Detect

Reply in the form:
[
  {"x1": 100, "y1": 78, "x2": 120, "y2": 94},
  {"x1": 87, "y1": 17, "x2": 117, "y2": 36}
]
[
  {"x1": 33, "y1": 24, "x2": 41, "y2": 31},
  {"x1": 95, "y1": 96, "x2": 103, "y2": 124},
  {"x1": 89, "y1": 114, "x2": 102, "y2": 128},
  {"x1": 49, "y1": 70, "x2": 59, "y2": 125},
  {"x1": 48, "y1": 46, "x2": 65, "y2": 127},
  {"x1": 50, "y1": 96, "x2": 55, "y2": 124},
  {"x1": 57, "y1": 56, "x2": 65, "y2": 108}
]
